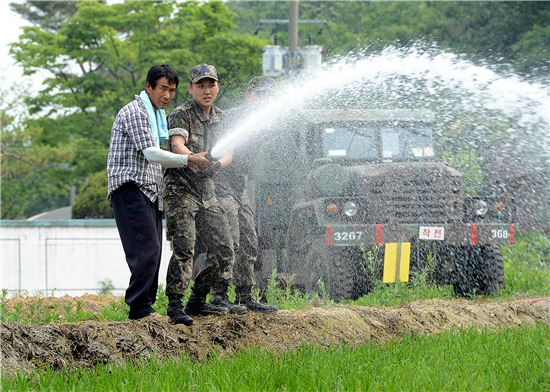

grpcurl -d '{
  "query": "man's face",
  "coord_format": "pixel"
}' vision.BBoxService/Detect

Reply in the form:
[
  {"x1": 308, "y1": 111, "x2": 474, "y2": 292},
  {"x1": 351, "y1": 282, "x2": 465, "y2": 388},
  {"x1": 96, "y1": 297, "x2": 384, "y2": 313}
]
[
  {"x1": 188, "y1": 78, "x2": 219, "y2": 110},
  {"x1": 146, "y1": 77, "x2": 177, "y2": 109}
]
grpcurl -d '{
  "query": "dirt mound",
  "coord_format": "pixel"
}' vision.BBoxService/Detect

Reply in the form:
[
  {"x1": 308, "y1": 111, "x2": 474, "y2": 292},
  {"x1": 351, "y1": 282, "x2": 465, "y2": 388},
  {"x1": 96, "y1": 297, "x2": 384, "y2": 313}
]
[{"x1": 2, "y1": 297, "x2": 548, "y2": 374}]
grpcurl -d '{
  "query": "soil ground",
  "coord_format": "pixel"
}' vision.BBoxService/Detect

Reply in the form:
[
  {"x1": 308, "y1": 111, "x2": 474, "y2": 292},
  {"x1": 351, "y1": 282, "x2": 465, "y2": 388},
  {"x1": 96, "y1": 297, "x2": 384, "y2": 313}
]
[{"x1": 1, "y1": 296, "x2": 548, "y2": 374}]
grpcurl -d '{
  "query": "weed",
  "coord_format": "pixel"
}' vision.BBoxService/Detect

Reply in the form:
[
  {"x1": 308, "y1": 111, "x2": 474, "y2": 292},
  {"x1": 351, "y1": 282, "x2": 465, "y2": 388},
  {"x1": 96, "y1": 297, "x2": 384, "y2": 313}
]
[
  {"x1": 0, "y1": 232, "x2": 546, "y2": 324},
  {"x1": 316, "y1": 279, "x2": 330, "y2": 304},
  {"x1": 500, "y1": 232, "x2": 550, "y2": 297},
  {"x1": 360, "y1": 244, "x2": 382, "y2": 285},
  {"x1": 264, "y1": 269, "x2": 279, "y2": 305},
  {"x1": 98, "y1": 279, "x2": 115, "y2": 296}
]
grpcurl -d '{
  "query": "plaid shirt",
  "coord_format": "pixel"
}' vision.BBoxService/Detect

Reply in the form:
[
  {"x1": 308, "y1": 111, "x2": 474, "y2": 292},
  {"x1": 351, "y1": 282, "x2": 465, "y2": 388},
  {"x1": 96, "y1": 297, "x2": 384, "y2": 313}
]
[{"x1": 107, "y1": 95, "x2": 162, "y2": 206}]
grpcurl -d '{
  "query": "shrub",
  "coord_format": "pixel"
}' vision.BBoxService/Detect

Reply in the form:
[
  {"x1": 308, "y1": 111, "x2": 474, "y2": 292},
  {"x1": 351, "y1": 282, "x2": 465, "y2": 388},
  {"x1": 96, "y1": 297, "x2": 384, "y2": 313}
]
[{"x1": 72, "y1": 171, "x2": 113, "y2": 218}]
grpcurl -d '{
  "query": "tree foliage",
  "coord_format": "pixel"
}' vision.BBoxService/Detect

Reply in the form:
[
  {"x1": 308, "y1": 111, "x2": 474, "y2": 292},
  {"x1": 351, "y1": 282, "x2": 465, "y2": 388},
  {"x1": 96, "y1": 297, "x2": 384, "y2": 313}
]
[
  {"x1": 2, "y1": 0, "x2": 265, "y2": 219},
  {"x1": 72, "y1": 171, "x2": 112, "y2": 219},
  {"x1": 9, "y1": 0, "x2": 78, "y2": 33},
  {"x1": 229, "y1": 1, "x2": 550, "y2": 75},
  {"x1": 3, "y1": 0, "x2": 548, "y2": 218}
]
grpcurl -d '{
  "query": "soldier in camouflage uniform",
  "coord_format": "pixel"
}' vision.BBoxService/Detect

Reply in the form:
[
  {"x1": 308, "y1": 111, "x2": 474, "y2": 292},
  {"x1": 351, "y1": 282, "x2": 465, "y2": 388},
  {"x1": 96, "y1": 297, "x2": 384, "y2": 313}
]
[
  {"x1": 163, "y1": 64, "x2": 247, "y2": 324},
  {"x1": 208, "y1": 76, "x2": 278, "y2": 313}
]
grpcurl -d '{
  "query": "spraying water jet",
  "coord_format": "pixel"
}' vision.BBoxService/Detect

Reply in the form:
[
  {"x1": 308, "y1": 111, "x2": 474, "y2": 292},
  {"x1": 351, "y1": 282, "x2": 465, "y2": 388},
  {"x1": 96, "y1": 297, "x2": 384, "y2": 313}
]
[{"x1": 219, "y1": 46, "x2": 549, "y2": 299}]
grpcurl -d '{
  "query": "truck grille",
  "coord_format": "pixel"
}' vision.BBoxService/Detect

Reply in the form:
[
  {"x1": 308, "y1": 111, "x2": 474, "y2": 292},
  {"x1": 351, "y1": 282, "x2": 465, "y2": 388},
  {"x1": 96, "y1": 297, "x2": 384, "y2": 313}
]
[{"x1": 361, "y1": 175, "x2": 464, "y2": 224}]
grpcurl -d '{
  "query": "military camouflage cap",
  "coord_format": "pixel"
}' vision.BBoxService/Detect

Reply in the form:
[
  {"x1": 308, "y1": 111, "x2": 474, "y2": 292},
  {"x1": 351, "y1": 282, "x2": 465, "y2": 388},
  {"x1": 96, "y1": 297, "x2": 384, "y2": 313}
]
[
  {"x1": 190, "y1": 64, "x2": 218, "y2": 83},
  {"x1": 246, "y1": 76, "x2": 275, "y2": 94}
]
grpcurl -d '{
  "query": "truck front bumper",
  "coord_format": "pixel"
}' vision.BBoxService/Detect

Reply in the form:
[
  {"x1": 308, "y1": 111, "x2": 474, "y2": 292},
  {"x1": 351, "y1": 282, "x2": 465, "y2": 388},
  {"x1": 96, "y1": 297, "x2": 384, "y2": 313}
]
[{"x1": 325, "y1": 223, "x2": 516, "y2": 247}]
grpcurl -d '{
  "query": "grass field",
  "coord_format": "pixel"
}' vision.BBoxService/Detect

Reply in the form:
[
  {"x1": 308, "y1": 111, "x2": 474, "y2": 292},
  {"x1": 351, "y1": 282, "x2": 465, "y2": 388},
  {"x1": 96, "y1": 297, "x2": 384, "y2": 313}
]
[
  {"x1": 2, "y1": 232, "x2": 547, "y2": 324},
  {"x1": 1, "y1": 232, "x2": 548, "y2": 391},
  {"x1": 3, "y1": 324, "x2": 548, "y2": 391}
]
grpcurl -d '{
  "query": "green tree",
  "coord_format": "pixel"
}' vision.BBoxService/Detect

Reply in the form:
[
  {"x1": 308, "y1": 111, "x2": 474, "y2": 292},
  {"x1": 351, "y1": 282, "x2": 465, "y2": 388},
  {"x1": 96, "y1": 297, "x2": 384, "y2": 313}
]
[
  {"x1": 72, "y1": 171, "x2": 112, "y2": 219},
  {"x1": 228, "y1": 1, "x2": 550, "y2": 75},
  {"x1": 4, "y1": 0, "x2": 265, "y2": 219},
  {"x1": 10, "y1": 0, "x2": 78, "y2": 33}
]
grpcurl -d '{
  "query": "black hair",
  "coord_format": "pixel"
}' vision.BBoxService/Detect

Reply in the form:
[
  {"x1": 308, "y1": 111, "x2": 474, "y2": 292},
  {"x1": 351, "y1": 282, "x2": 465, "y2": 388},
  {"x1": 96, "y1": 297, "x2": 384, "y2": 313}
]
[{"x1": 146, "y1": 64, "x2": 179, "y2": 89}]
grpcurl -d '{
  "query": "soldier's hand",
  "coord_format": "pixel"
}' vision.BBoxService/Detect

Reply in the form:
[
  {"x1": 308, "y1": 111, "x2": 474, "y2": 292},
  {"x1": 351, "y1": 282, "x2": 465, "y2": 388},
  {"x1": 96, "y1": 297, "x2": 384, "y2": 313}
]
[
  {"x1": 203, "y1": 160, "x2": 222, "y2": 177},
  {"x1": 188, "y1": 152, "x2": 212, "y2": 171}
]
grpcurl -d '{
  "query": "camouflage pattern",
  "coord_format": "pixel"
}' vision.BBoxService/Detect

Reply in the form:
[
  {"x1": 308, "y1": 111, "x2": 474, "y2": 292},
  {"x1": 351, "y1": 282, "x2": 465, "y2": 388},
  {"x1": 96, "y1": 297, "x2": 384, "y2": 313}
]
[
  {"x1": 164, "y1": 195, "x2": 234, "y2": 297},
  {"x1": 164, "y1": 100, "x2": 225, "y2": 207},
  {"x1": 190, "y1": 64, "x2": 218, "y2": 83},
  {"x1": 217, "y1": 194, "x2": 258, "y2": 289},
  {"x1": 209, "y1": 105, "x2": 265, "y2": 293},
  {"x1": 164, "y1": 98, "x2": 234, "y2": 297}
]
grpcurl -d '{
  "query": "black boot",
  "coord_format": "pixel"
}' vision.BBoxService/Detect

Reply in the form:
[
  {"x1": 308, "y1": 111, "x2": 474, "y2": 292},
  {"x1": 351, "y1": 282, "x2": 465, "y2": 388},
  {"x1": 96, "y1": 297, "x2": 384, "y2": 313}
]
[
  {"x1": 237, "y1": 290, "x2": 278, "y2": 314},
  {"x1": 211, "y1": 292, "x2": 248, "y2": 315},
  {"x1": 167, "y1": 295, "x2": 193, "y2": 326},
  {"x1": 184, "y1": 290, "x2": 229, "y2": 316}
]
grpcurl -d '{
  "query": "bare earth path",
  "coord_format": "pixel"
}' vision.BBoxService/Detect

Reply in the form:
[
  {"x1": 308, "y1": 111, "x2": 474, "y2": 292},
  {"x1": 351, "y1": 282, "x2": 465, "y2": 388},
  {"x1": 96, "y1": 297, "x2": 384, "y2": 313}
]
[{"x1": 1, "y1": 297, "x2": 548, "y2": 374}]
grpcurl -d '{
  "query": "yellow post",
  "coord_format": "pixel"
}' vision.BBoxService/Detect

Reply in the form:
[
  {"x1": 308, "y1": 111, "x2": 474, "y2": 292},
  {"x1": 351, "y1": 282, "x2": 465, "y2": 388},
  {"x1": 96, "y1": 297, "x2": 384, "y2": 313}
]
[
  {"x1": 383, "y1": 243, "x2": 398, "y2": 283},
  {"x1": 383, "y1": 242, "x2": 411, "y2": 283},
  {"x1": 399, "y1": 242, "x2": 411, "y2": 283}
]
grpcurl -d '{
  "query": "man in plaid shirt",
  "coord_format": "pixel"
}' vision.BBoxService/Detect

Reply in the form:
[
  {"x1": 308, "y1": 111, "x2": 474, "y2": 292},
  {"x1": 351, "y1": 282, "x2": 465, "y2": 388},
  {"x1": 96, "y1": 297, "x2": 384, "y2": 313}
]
[{"x1": 107, "y1": 64, "x2": 211, "y2": 322}]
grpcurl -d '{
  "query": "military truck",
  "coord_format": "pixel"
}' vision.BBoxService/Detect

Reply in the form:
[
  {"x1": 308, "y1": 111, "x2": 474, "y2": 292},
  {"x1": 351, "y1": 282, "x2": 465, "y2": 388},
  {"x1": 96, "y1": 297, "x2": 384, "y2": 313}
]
[{"x1": 252, "y1": 108, "x2": 515, "y2": 300}]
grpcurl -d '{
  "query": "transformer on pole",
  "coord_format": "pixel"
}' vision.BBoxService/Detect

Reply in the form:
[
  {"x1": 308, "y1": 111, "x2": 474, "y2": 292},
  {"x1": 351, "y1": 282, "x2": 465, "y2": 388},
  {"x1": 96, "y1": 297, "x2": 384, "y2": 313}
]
[{"x1": 260, "y1": 1, "x2": 325, "y2": 76}]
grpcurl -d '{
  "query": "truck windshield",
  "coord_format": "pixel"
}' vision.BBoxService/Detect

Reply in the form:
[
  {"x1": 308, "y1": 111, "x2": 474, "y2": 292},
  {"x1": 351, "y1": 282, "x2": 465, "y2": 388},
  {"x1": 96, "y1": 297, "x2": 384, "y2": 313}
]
[
  {"x1": 322, "y1": 127, "x2": 378, "y2": 160},
  {"x1": 381, "y1": 126, "x2": 434, "y2": 160},
  {"x1": 321, "y1": 125, "x2": 434, "y2": 161}
]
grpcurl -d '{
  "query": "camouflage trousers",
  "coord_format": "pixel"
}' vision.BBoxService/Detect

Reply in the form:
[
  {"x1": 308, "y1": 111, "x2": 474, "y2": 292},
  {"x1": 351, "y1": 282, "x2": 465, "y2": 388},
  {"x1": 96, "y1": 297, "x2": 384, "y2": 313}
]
[
  {"x1": 217, "y1": 194, "x2": 258, "y2": 291},
  {"x1": 194, "y1": 194, "x2": 258, "y2": 294},
  {"x1": 164, "y1": 196, "x2": 234, "y2": 297}
]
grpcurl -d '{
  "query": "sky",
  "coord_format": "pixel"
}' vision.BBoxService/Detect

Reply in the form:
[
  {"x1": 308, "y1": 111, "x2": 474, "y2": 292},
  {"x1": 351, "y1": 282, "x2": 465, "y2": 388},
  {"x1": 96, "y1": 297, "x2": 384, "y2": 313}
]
[
  {"x1": 0, "y1": 1, "x2": 128, "y2": 106},
  {"x1": 0, "y1": 1, "x2": 43, "y2": 95}
]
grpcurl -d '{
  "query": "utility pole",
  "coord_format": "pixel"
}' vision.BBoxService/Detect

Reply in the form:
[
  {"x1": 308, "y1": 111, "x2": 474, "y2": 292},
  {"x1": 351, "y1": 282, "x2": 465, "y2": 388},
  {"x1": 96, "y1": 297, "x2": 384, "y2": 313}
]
[
  {"x1": 259, "y1": 0, "x2": 324, "y2": 76},
  {"x1": 287, "y1": 0, "x2": 300, "y2": 71}
]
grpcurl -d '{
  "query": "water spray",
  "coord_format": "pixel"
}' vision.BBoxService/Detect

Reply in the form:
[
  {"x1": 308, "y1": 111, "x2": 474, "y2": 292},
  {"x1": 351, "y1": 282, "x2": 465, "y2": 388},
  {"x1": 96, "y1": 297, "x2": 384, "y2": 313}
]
[{"x1": 210, "y1": 46, "x2": 549, "y2": 160}]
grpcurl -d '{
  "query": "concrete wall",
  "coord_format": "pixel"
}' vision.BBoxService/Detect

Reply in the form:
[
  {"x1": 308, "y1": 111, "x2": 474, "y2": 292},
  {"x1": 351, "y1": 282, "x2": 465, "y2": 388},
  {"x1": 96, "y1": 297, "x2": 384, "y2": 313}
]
[{"x1": 1, "y1": 220, "x2": 172, "y2": 297}]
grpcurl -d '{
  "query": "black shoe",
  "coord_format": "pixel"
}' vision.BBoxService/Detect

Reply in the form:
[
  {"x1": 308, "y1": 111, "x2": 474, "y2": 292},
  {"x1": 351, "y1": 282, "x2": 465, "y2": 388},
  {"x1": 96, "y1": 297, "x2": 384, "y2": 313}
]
[
  {"x1": 211, "y1": 294, "x2": 248, "y2": 315},
  {"x1": 167, "y1": 295, "x2": 193, "y2": 325},
  {"x1": 237, "y1": 294, "x2": 278, "y2": 314},
  {"x1": 129, "y1": 306, "x2": 156, "y2": 320},
  {"x1": 184, "y1": 295, "x2": 229, "y2": 316},
  {"x1": 167, "y1": 306, "x2": 194, "y2": 326}
]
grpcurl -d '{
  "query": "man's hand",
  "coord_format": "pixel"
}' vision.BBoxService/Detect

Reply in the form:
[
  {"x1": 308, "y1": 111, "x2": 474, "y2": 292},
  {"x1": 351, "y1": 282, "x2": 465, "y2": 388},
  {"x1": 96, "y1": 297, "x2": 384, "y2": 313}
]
[
  {"x1": 202, "y1": 160, "x2": 222, "y2": 177},
  {"x1": 188, "y1": 152, "x2": 212, "y2": 171}
]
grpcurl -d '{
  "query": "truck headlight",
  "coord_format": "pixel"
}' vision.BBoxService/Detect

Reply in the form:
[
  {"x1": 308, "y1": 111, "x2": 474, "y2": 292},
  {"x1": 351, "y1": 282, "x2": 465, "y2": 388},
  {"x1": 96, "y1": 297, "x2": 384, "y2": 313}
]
[
  {"x1": 344, "y1": 201, "x2": 358, "y2": 217},
  {"x1": 474, "y1": 200, "x2": 488, "y2": 216}
]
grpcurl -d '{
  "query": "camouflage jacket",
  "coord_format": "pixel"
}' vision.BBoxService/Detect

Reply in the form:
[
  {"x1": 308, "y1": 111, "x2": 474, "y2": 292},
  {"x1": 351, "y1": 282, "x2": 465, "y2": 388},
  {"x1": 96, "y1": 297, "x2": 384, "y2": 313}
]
[
  {"x1": 164, "y1": 100, "x2": 225, "y2": 206},
  {"x1": 213, "y1": 105, "x2": 255, "y2": 206}
]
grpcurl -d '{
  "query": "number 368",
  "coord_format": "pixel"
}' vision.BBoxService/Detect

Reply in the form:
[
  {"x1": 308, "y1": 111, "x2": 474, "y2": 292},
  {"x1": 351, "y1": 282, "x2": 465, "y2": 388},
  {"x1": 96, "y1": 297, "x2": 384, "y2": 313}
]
[{"x1": 491, "y1": 229, "x2": 509, "y2": 239}]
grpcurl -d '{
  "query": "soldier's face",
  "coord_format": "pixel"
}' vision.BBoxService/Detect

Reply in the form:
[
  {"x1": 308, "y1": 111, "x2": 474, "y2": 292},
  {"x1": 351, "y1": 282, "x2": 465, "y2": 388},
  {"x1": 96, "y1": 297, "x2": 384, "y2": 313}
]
[
  {"x1": 146, "y1": 77, "x2": 177, "y2": 109},
  {"x1": 188, "y1": 78, "x2": 219, "y2": 110}
]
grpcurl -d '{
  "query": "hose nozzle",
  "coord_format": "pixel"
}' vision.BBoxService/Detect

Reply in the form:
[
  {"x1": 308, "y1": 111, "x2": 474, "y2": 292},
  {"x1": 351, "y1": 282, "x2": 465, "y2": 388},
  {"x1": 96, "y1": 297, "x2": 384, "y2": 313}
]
[{"x1": 206, "y1": 149, "x2": 217, "y2": 161}]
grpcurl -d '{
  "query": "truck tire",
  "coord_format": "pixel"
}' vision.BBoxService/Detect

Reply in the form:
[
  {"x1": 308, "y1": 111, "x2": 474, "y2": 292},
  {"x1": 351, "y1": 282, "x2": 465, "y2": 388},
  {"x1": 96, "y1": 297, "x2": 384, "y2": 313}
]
[
  {"x1": 409, "y1": 243, "x2": 456, "y2": 286},
  {"x1": 305, "y1": 241, "x2": 369, "y2": 301},
  {"x1": 452, "y1": 245, "x2": 504, "y2": 296}
]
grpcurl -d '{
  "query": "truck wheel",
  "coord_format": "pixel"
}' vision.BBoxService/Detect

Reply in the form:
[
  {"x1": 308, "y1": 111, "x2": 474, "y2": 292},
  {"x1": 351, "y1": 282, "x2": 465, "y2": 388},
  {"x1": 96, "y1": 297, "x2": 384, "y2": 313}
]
[
  {"x1": 409, "y1": 243, "x2": 456, "y2": 286},
  {"x1": 306, "y1": 241, "x2": 369, "y2": 301},
  {"x1": 452, "y1": 245, "x2": 504, "y2": 296},
  {"x1": 288, "y1": 239, "x2": 369, "y2": 300},
  {"x1": 325, "y1": 247, "x2": 356, "y2": 301}
]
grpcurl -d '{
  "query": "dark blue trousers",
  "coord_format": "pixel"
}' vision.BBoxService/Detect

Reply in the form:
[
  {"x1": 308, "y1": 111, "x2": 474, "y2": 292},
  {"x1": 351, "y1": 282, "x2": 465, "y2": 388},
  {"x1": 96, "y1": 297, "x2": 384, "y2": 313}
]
[{"x1": 111, "y1": 182, "x2": 162, "y2": 319}]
